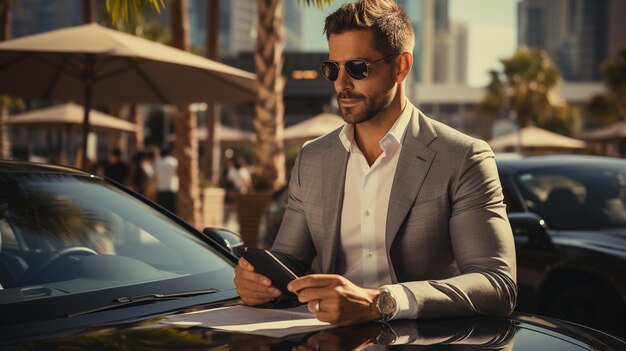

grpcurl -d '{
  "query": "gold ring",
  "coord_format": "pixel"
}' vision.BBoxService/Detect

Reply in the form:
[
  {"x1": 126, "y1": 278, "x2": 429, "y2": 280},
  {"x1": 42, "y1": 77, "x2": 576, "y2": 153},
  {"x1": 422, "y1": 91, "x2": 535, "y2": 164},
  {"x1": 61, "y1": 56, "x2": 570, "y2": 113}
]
[{"x1": 315, "y1": 299, "x2": 321, "y2": 312}]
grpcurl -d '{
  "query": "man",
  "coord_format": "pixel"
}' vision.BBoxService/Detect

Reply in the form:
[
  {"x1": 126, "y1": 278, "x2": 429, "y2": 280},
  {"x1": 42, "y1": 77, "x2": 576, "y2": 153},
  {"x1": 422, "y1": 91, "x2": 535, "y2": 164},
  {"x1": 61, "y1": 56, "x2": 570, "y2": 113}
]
[
  {"x1": 155, "y1": 147, "x2": 178, "y2": 213},
  {"x1": 235, "y1": 0, "x2": 516, "y2": 326}
]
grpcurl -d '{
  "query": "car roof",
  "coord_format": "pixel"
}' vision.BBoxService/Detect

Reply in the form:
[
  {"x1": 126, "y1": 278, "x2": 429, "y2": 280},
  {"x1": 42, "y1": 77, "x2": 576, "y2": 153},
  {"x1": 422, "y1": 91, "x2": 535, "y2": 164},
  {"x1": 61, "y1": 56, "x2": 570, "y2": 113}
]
[
  {"x1": 495, "y1": 154, "x2": 626, "y2": 174},
  {"x1": 0, "y1": 160, "x2": 93, "y2": 176}
]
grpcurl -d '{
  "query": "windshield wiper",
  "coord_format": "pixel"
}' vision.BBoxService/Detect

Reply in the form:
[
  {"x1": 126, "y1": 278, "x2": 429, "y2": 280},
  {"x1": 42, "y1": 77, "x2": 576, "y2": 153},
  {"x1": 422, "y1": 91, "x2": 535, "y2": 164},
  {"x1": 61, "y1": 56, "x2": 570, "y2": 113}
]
[{"x1": 66, "y1": 288, "x2": 219, "y2": 317}]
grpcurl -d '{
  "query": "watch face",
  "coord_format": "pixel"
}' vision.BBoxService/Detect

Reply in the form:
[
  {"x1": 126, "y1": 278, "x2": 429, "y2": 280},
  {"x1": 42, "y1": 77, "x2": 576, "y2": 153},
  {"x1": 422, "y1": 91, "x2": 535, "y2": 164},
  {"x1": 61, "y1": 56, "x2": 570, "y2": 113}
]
[{"x1": 380, "y1": 292, "x2": 396, "y2": 315}]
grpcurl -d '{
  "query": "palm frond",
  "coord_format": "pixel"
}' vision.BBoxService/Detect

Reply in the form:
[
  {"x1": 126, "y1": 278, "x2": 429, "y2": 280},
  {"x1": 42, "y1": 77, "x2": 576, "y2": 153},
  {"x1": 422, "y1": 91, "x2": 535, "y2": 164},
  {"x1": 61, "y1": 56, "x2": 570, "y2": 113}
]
[
  {"x1": 299, "y1": 0, "x2": 334, "y2": 9},
  {"x1": 105, "y1": 0, "x2": 165, "y2": 24}
]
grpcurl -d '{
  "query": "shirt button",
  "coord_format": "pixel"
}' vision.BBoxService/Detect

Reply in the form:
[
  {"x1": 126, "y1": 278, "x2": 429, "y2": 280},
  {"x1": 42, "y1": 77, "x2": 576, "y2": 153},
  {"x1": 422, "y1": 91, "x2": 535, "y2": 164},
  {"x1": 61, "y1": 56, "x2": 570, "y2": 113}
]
[
  {"x1": 364, "y1": 210, "x2": 370, "y2": 216},
  {"x1": 366, "y1": 251, "x2": 374, "y2": 259}
]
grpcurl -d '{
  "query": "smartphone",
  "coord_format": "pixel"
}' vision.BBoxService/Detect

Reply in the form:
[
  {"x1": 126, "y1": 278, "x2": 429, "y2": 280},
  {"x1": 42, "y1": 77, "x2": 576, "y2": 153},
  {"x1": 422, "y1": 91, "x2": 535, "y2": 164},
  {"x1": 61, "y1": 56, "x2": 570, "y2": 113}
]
[{"x1": 237, "y1": 247, "x2": 299, "y2": 296}]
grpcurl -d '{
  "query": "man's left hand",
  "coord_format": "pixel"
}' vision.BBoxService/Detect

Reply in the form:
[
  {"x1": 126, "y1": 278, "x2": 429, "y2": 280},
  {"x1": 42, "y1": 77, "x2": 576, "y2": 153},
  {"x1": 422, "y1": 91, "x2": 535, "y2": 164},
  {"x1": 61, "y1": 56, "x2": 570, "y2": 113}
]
[{"x1": 287, "y1": 274, "x2": 381, "y2": 326}]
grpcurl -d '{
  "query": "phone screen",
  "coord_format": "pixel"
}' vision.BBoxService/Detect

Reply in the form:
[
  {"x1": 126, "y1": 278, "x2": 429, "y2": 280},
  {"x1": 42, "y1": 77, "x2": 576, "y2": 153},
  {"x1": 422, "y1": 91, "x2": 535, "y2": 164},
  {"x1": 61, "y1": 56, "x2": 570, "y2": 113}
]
[{"x1": 238, "y1": 247, "x2": 299, "y2": 296}]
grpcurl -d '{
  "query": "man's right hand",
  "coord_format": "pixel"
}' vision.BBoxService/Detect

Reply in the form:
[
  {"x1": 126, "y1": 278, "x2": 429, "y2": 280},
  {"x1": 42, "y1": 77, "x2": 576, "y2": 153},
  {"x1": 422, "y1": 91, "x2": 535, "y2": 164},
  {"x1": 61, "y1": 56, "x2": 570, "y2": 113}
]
[{"x1": 234, "y1": 257, "x2": 282, "y2": 306}]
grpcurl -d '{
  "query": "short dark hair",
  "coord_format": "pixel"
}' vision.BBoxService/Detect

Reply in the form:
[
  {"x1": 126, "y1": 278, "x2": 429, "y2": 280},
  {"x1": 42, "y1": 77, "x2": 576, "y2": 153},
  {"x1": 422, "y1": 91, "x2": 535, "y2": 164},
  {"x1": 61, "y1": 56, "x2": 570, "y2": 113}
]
[{"x1": 323, "y1": 0, "x2": 415, "y2": 54}]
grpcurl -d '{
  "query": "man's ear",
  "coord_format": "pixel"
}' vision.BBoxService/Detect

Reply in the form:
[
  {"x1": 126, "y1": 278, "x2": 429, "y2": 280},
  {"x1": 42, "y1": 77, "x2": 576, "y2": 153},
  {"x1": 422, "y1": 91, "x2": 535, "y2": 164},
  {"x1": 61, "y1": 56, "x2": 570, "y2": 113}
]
[{"x1": 395, "y1": 52, "x2": 413, "y2": 83}]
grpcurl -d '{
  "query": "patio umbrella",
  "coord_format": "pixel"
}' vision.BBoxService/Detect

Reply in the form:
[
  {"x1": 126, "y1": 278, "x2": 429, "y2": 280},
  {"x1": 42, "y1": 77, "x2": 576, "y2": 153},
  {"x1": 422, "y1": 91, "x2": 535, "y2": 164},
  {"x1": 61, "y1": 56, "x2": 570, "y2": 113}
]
[
  {"x1": 0, "y1": 23, "x2": 256, "y2": 166},
  {"x1": 6, "y1": 102, "x2": 137, "y2": 133},
  {"x1": 579, "y1": 122, "x2": 626, "y2": 141},
  {"x1": 284, "y1": 113, "x2": 345, "y2": 142},
  {"x1": 7, "y1": 102, "x2": 138, "y2": 164},
  {"x1": 488, "y1": 125, "x2": 586, "y2": 152}
]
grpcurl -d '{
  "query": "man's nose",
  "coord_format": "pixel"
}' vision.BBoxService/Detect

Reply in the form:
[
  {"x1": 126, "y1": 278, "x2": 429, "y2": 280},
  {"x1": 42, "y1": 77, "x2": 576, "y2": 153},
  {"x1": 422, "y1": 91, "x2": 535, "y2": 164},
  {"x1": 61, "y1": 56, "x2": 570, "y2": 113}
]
[{"x1": 334, "y1": 66, "x2": 353, "y2": 93}]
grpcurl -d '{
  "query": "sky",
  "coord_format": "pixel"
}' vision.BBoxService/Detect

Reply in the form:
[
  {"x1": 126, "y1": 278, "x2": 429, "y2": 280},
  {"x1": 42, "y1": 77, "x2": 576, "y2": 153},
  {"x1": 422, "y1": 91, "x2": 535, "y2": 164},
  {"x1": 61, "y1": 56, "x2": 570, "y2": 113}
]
[{"x1": 299, "y1": 0, "x2": 518, "y2": 87}]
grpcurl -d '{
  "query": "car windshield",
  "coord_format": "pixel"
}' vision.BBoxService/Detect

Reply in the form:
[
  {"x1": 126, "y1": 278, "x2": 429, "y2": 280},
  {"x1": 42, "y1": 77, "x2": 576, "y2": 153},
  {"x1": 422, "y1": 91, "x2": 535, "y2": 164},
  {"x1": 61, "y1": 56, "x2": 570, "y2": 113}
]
[
  {"x1": 514, "y1": 164, "x2": 626, "y2": 230},
  {"x1": 0, "y1": 172, "x2": 234, "y2": 305}
]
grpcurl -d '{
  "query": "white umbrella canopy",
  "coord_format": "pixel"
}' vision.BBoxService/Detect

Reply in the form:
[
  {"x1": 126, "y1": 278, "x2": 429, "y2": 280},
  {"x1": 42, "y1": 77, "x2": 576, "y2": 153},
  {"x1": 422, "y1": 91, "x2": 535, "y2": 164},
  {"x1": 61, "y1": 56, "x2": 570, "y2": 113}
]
[
  {"x1": 488, "y1": 125, "x2": 586, "y2": 151},
  {"x1": 7, "y1": 103, "x2": 137, "y2": 133},
  {"x1": 0, "y1": 23, "x2": 256, "y2": 165},
  {"x1": 284, "y1": 113, "x2": 345, "y2": 141}
]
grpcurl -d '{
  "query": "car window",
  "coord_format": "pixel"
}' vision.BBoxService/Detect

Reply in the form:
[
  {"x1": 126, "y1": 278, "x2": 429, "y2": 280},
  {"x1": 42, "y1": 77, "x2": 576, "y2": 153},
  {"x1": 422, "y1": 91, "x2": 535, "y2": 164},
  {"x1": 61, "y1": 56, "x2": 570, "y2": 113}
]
[
  {"x1": 515, "y1": 166, "x2": 626, "y2": 230},
  {"x1": 0, "y1": 172, "x2": 233, "y2": 302}
]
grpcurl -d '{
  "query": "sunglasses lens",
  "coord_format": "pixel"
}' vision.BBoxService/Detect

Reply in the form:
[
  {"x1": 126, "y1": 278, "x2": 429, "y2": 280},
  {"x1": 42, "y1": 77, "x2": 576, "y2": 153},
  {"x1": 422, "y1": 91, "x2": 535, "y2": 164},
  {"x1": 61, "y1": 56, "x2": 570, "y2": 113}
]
[
  {"x1": 345, "y1": 60, "x2": 368, "y2": 80},
  {"x1": 321, "y1": 62, "x2": 339, "y2": 81}
]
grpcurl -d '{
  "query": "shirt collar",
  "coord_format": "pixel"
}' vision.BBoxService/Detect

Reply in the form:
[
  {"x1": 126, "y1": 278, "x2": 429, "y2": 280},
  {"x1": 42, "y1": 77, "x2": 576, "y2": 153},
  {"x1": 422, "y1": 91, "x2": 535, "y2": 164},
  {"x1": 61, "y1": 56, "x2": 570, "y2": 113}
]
[{"x1": 339, "y1": 99, "x2": 413, "y2": 153}]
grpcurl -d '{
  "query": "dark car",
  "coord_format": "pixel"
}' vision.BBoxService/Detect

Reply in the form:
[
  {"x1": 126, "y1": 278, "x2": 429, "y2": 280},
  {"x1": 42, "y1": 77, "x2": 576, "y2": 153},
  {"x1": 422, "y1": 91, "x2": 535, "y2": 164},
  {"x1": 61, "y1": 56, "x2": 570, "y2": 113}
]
[
  {"x1": 259, "y1": 155, "x2": 626, "y2": 338},
  {"x1": 0, "y1": 161, "x2": 241, "y2": 341},
  {"x1": 1, "y1": 160, "x2": 625, "y2": 350},
  {"x1": 497, "y1": 155, "x2": 626, "y2": 338}
]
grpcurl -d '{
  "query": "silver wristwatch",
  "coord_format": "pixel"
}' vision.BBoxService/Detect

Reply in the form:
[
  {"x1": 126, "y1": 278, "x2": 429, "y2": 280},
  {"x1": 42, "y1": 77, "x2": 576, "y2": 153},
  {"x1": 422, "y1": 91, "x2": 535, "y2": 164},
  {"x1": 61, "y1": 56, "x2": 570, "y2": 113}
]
[{"x1": 375, "y1": 287, "x2": 397, "y2": 322}]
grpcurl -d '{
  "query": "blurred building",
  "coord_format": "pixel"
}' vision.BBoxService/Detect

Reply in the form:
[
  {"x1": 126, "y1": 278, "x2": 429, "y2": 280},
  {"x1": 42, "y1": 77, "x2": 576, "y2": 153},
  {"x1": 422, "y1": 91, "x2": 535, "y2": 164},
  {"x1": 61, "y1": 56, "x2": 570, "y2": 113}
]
[
  {"x1": 415, "y1": 82, "x2": 605, "y2": 139},
  {"x1": 518, "y1": 0, "x2": 625, "y2": 82},
  {"x1": 221, "y1": 52, "x2": 334, "y2": 131},
  {"x1": 433, "y1": 21, "x2": 468, "y2": 85},
  {"x1": 9, "y1": 0, "x2": 82, "y2": 37},
  {"x1": 398, "y1": 0, "x2": 467, "y2": 86}
]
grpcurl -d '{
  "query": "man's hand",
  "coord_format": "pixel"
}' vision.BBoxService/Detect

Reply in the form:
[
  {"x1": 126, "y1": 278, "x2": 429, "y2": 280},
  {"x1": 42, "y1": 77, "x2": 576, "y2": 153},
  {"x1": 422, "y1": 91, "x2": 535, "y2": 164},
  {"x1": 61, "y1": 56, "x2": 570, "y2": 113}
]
[
  {"x1": 287, "y1": 274, "x2": 381, "y2": 326},
  {"x1": 234, "y1": 257, "x2": 282, "y2": 306}
]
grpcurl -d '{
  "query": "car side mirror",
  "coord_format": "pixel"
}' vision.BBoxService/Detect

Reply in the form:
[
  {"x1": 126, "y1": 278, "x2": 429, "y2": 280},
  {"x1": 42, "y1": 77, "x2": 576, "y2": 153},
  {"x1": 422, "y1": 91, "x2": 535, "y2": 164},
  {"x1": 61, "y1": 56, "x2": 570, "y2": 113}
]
[
  {"x1": 202, "y1": 227, "x2": 244, "y2": 255},
  {"x1": 508, "y1": 212, "x2": 554, "y2": 250}
]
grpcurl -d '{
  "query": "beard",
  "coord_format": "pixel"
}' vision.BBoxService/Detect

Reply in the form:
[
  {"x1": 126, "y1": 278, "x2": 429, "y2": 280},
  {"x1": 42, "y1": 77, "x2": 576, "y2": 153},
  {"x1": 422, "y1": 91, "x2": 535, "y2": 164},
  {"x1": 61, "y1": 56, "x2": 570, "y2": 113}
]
[{"x1": 337, "y1": 86, "x2": 395, "y2": 125}]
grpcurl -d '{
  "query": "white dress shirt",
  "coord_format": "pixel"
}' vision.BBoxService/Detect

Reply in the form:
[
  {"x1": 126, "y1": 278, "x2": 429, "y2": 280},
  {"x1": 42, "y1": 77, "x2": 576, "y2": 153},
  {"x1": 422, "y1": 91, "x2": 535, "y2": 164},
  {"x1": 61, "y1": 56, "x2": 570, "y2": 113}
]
[{"x1": 337, "y1": 100, "x2": 418, "y2": 320}]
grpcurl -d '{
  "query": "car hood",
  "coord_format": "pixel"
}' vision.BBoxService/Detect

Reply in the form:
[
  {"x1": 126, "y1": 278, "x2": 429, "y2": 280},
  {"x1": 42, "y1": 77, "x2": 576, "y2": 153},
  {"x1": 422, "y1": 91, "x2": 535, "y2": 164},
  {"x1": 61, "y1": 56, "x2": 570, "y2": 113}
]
[
  {"x1": 2, "y1": 311, "x2": 624, "y2": 350},
  {"x1": 551, "y1": 229, "x2": 626, "y2": 259}
]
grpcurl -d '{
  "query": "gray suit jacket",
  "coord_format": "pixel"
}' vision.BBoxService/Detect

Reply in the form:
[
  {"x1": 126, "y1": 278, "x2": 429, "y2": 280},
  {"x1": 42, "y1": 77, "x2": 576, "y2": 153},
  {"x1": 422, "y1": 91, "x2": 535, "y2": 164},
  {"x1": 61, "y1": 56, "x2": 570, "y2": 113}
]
[{"x1": 271, "y1": 105, "x2": 517, "y2": 318}]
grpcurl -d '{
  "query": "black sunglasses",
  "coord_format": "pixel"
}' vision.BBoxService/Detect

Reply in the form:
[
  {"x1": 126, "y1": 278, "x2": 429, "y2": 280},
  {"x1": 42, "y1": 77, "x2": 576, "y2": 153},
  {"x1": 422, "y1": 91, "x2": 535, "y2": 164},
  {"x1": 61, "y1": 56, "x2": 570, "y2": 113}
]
[{"x1": 320, "y1": 53, "x2": 399, "y2": 81}]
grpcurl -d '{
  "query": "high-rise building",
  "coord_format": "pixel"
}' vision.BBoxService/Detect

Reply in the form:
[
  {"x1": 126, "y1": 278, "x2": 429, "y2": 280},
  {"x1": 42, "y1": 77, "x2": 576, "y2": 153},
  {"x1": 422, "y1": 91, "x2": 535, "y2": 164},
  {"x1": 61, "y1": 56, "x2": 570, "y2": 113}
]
[
  {"x1": 434, "y1": 0, "x2": 449, "y2": 32},
  {"x1": 518, "y1": 0, "x2": 624, "y2": 81},
  {"x1": 225, "y1": 0, "x2": 257, "y2": 56},
  {"x1": 403, "y1": 0, "x2": 466, "y2": 85},
  {"x1": 608, "y1": 0, "x2": 626, "y2": 61},
  {"x1": 283, "y1": 0, "x2": 304, "y2": 51},
  {"x1": 10, "y1": 0, "x2": 82, "y2": 38},
  {"x1": 397, "y1": 0, "x2": 433, "y2": 84},
  {"x1": 450, "y1": 21, "x2": 468, "y2": 85}
]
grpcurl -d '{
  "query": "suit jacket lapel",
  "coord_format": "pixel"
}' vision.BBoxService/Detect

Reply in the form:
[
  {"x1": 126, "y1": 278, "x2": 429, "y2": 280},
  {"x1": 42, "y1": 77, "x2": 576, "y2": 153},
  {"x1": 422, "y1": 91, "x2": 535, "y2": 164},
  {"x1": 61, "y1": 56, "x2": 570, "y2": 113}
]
[
  {"x1": 321, "y1": 137, "x2": 348, "y2": 273},
  {"x1": 386, "y1": 108, "x2": 438, "y2": 257}
]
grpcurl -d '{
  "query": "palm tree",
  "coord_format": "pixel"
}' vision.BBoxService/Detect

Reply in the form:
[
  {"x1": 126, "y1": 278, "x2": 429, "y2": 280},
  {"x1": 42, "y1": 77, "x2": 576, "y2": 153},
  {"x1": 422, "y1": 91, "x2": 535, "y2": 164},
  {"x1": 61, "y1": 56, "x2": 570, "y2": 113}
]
[
  {"x1": 477, "y1": 70, "x2": 506, "y2": 140},
  {"x1": 203, "y1": 0, "x2": 219, "y2": 184},
  {"x1": 601, "y1": 46, "x2": 626, "y2": 121},
  {"x1": 481, "y1": 47, "x2": 566, "y2": 130},
  {"x1": 83, "y1": 0, "x2": 95, "y2": 23},
  {"x1": 253, "y1": 0, "x2": 332, "y2": 191},
  {"x1": 169, "y1": 0, "x2": 201, "y2": 227},
  {"x1": 253, "y1": 0, "x2": 286, "y2": 191},
  {"x1": 588, "y1": 45, "x2": 626, "y2": 126},
  {"x1": 0, "y1": 0, "x2": 14, "y2": 159}
]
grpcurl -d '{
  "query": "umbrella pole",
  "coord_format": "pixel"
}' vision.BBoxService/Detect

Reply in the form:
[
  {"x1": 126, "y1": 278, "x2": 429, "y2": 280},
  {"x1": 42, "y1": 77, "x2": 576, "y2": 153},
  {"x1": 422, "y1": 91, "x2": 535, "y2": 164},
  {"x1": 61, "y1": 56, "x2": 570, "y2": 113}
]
[
  {"x1": 80, "y1": 55, "x2": 94, "y2": 169},
  {"x1": 80, "y1": 84, "x2": 92, "y2": 169}
]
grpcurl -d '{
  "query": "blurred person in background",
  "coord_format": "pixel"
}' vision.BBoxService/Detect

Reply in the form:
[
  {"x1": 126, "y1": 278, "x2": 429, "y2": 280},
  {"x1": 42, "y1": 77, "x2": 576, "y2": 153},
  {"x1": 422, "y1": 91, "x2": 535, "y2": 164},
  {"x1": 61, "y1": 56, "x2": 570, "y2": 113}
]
[
  {"x1": 103, "y1": 148, "x2": 129, "y2": 186},
  {"x1": 155, "y1": 146, "x2": 179, "y2": 214},
  {"x1": 131, "y1": 149, "x2": 156, "y2": 200},
  {"x1": 227, "y1": 157, "x2": 253, "y2": 195}
]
